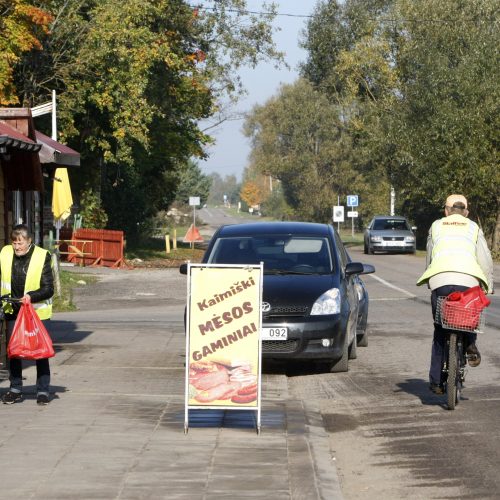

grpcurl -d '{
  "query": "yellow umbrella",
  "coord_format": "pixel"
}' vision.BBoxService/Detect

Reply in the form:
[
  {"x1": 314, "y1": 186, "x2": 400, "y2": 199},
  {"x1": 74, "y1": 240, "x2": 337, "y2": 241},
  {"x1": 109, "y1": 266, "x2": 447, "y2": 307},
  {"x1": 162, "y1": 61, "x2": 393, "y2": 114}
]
[{"x1": 52, "y1": 167, "x2": 73, "y2": 221}]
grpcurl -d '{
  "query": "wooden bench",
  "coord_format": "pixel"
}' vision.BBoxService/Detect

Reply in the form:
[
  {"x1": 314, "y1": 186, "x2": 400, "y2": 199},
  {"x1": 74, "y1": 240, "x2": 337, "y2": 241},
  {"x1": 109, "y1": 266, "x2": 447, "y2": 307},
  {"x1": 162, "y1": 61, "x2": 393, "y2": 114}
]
[{"x1": 55, "y1": 239, "x2": 93, "y2": 266}]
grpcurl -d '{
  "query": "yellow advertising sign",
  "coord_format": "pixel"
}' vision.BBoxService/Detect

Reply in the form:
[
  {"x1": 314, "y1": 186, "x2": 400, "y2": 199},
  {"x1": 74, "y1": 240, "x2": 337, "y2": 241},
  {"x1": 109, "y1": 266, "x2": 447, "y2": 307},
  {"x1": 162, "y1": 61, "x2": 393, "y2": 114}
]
[{"x1": 186, "y1": 264, "x2": 262, "y2": 409}]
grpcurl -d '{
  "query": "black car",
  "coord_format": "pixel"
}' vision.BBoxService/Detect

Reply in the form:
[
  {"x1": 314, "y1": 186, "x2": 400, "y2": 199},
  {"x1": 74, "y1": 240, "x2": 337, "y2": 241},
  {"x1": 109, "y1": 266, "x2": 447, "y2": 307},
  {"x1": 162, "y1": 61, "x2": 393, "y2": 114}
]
[{"x1": 183, "y1": 222, "x2": 374, "y2": 372}]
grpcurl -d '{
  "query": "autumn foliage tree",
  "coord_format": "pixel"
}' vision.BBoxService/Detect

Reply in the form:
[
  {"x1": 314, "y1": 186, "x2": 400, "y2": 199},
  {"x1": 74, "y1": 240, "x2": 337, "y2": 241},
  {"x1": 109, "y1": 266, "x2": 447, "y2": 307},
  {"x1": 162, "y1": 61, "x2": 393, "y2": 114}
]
[
  {"x1": 5, "y1": 0, "x2": 281, "y2": 240},
  {"x1": 0, "y1": 0, "x2": 52, "y2": 104},
  {"x1": 240, "y1": 180, "x2": 264, "y2": 209}
]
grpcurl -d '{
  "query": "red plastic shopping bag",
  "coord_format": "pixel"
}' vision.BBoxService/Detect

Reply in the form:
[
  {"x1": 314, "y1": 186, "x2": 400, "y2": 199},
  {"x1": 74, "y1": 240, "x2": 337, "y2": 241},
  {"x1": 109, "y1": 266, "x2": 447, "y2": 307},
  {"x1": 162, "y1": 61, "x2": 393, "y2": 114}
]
[
  {"x1": 7, "y1": 303, "x2": 55, "y2": 360},
  {"x1": 443, "y1": 286, "x2": 490, "y2": 330}
]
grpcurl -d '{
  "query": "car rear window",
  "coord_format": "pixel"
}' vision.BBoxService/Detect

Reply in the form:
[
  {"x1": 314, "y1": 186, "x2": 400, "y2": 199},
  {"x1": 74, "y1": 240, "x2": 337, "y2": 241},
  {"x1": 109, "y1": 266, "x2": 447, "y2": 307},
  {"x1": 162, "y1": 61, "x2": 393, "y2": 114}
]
[
  {"x1": 208, "y1": 235, "x2": 333, "y2": 273},
  {"x1": 373, "y1": 219, "x2": 410, "y2": 231}
]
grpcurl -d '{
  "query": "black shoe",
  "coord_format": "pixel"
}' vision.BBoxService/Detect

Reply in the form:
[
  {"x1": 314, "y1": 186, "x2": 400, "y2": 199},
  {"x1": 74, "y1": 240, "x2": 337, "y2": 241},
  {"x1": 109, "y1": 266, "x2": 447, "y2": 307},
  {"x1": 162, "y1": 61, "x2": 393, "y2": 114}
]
[
  {"x1": 466, "y1": 344, "x2": 481, "y2": 367},
  {"x1": 36, "y1": 394, "x2": 50, "y2": 405},
  {"x1": 2, "y1": 391, "x2": 23, "y2": 404},
  {"x1": 429, "y1": 383, "x2": 444, "y2": 395}
]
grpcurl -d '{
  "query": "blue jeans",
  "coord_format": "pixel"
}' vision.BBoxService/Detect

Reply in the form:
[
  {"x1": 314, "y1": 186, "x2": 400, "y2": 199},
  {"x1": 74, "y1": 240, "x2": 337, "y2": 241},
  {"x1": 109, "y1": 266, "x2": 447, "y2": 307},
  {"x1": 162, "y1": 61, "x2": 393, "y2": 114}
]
[
  {"x1": 429, "y1": 285, "x2": 475, "y2": 385},
  {"x1": 6, "y1": 320, "x2": 51, "y2": 395}
]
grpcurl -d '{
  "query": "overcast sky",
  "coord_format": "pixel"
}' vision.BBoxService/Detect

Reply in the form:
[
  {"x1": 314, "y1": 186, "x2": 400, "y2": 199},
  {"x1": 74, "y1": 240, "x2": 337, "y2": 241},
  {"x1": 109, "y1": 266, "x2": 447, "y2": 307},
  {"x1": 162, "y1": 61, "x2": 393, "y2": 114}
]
[{"x1": 199, "y1": 1, "x2": 312, "y2": 181}]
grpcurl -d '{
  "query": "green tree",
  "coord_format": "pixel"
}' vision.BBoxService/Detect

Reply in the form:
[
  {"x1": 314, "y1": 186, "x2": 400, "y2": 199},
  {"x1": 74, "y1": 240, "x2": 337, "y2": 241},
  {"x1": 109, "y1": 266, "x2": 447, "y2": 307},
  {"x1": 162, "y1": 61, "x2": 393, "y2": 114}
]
[
  {"x1": 174, "y1": 160, "x2": 212, "y2": 205},
  {"x1": 299, "y1": 0, "x2": 499, "y2": 246},
  {"x1": 79, "y1": 188, "x2": 108, "y2": 229},
  {"x1": 384, "y1": 0, "x2": 500, "y2": 246},
  {"x1": 300, "y1": 0, "x2": 396, "y2": 225},
  {"x1": 244, "y1": 78, "x2": 362, "y2": 222},
  {"x1": 301, "y1": 0, "x2": 393, "y2": 97},
  {"x1": 12, "y1": 0, "x2": 282, "y2": 240}
]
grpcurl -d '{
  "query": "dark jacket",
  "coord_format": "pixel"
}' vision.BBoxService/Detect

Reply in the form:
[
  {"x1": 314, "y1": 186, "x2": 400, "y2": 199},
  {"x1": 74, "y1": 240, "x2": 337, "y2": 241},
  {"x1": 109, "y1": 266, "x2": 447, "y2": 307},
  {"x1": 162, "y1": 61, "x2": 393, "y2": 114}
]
[{"x1": 3, "y1": 244, "x2": 54, "y2": 319}]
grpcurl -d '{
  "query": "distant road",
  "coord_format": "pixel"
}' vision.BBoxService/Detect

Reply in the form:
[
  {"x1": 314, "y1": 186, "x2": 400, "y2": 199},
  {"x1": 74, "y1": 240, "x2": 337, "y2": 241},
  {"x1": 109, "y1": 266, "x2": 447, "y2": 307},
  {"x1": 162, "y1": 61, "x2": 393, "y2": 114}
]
[{"x1": 197, "y1": 206, "x2": 260, "y2": 239}]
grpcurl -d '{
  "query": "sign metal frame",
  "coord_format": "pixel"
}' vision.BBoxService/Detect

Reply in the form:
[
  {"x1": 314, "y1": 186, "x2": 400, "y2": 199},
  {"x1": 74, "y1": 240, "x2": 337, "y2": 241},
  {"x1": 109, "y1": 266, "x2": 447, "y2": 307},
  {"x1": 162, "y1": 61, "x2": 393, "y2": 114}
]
[{"x1": 184, "y1": 262, "x2": 263, "y2": 434}]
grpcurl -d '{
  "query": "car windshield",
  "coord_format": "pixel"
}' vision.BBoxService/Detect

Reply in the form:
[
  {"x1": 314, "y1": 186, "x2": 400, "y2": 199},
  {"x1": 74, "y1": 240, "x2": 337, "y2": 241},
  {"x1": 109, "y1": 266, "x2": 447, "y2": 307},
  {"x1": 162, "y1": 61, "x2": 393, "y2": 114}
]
[
  {"x1": 208, "y1": 235, "x2": 333, "y2": 274},
  {"x1": 372, "y1": 219, "x2": 410, "y2": 231}
]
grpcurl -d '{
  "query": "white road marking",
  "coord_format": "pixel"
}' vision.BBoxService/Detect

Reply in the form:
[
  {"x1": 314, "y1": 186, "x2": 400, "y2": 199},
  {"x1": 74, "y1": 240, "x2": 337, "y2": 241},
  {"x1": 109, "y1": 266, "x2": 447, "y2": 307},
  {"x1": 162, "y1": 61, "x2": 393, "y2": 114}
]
[{"x1": 367, "y1": 273, "x2": 417, "y2": 298}]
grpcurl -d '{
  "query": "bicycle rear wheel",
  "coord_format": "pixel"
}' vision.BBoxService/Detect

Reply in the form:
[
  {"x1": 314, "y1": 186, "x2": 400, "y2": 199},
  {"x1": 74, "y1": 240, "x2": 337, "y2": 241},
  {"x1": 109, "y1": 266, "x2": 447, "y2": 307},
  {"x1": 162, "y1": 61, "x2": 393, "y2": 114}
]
[{"x1": 447, "y1": 333, "x2": 460, "y2": 410}]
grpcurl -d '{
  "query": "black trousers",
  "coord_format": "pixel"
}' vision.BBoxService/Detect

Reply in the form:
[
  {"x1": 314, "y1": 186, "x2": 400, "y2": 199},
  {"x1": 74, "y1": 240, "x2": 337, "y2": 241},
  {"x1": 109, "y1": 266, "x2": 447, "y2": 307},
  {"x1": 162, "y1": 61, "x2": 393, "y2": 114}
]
[{"x1": 6, "y1": 320, "x2": 51, "y2": 394}]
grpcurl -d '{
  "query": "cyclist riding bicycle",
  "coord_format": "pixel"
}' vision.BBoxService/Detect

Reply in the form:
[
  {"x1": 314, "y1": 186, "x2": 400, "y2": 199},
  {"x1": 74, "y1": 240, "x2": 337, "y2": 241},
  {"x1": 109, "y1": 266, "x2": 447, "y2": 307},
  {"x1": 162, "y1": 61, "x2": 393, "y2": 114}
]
[{"x1": 417, "y1": 194, "x2": 494, "y2": 394}]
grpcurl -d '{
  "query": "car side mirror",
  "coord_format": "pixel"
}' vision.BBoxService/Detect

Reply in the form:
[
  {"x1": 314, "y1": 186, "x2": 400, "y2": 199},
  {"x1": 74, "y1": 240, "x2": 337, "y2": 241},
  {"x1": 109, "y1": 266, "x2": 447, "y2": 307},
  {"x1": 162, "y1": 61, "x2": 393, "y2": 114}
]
[
  {"x1": 361, "y1": 264, "x2": 375, "y2": 275},
  {"x1": 179, "y1": 263, "x2": 188, "y2": 275},
  {"x1": 345, "y1": 262, "x2": 375, "y2": 276}
]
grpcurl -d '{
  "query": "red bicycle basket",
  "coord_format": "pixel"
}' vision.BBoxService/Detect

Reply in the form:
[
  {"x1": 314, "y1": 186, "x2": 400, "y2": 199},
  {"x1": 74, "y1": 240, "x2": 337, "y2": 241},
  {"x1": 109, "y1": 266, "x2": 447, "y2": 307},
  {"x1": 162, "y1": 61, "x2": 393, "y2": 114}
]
[{"x1": 442, "y1": 286, "x2": 490, "y2": 331}]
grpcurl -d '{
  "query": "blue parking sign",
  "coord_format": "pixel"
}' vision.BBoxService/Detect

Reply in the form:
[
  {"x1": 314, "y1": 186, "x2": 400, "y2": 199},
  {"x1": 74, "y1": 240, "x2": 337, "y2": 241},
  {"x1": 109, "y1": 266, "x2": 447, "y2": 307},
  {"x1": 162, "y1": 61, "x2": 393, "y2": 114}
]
[{"x1": 347, "y1": 195, "x2": 359, "y2": 207}]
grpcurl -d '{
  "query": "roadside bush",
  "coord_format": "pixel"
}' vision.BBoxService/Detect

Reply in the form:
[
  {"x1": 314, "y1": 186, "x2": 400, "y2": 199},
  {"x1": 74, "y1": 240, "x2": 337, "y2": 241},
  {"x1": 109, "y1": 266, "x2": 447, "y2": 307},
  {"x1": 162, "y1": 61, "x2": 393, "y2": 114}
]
[{"x1": 261, "y1": 189, "x2": 293, "y2": 220}]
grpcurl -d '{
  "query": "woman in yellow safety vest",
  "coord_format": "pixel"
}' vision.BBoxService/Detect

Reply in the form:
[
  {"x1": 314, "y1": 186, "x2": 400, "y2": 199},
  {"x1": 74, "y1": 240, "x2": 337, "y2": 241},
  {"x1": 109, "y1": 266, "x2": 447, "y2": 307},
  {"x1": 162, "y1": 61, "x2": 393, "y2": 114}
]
[{"x1": 0, "y1": 224, "x2": 54, "y2": 405}]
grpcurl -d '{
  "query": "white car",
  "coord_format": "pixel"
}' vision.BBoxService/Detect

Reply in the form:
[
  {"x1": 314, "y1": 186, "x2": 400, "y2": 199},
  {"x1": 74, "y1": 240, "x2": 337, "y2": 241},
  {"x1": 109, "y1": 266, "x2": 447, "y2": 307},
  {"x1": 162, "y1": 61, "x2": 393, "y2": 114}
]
[{"x1": 364, "y1": 216, "x2": 416, "y2": 254}]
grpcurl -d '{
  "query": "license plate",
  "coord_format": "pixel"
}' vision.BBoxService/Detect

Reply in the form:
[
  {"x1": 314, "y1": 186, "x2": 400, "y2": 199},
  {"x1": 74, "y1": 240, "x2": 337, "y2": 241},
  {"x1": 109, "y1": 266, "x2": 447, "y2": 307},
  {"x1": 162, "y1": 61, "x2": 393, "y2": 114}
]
[
  {"x1": 383, "y1": 240, "x2": 404, "y2": 246},
  {"x1": 261, "y1": 327, "x2": 288, "y2": 340}
]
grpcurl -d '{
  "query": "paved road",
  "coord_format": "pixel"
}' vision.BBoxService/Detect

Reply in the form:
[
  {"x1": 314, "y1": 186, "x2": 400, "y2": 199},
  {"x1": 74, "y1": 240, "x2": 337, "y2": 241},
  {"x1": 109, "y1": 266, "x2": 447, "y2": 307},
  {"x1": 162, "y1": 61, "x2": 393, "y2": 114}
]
[
  {"x1": 192, "y1": 208, "x2": 500, "y2": 498},
  {"x1": 197, "y1": 207, "x2": 260, "y2": 240},
  {"x1": 301, "y1": 248, "x2": 500, "y2": 499},
  {"x1": 0, "y1": 265, "x2": 342, "y2": 499},
  {"x1": 2, "y1": 207, "x2": 498, "y2": 499}
]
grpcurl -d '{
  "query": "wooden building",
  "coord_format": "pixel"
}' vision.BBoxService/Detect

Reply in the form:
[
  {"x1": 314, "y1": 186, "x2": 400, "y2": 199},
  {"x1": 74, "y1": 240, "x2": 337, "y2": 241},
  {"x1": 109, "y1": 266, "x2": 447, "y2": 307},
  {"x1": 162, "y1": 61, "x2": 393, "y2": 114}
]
[{"x1": 0, "y1": 108, "x2": 80, "y2": 247}]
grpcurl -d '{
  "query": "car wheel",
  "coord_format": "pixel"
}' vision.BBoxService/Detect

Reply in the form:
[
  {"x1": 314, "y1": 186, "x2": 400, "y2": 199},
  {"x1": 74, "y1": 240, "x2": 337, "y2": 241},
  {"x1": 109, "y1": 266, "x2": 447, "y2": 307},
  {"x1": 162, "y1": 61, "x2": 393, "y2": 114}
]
[
  {"x1": 368, "y1": 245, "x2": 374, "y2": 255},
  {"x1": 348, "y1": 334, "x2": 357, "y2": 360},
  {"x1": 357, "y1": 329, "x2": 368, "y2": 347},
  {"x1": 330, "y1": 336, "x2": 349, "y2": 373},
  {"x1": 347, "y1": 319, "x2": 357, "y2": 359}
]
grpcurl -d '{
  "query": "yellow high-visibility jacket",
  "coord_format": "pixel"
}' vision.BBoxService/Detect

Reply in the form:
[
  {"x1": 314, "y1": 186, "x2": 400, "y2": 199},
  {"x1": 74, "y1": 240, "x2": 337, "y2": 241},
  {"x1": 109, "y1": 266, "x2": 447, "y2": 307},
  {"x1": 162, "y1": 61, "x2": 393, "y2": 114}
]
[
  {"x1": 417, "y1": 214, "x2": 489, "y2": 291},
  {"x1": 0, "y1": 245, "x2": 53, "y2": 319}
]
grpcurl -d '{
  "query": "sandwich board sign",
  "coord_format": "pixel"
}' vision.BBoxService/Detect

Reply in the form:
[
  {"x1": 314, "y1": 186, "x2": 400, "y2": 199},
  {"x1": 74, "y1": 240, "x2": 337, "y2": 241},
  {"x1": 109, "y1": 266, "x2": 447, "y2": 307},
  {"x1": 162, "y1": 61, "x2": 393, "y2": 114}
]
[{"x1": 184, "y1": 263, "x2": 263, "y2": 433}]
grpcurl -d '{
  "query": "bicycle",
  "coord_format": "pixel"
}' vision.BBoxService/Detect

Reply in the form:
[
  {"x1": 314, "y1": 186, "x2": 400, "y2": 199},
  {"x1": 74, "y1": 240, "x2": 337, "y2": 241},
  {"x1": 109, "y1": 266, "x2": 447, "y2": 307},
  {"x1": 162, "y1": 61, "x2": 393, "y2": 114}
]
[
  {"x1": 434, "y1": 295, "x2": 487, "y2": 410},
  {"x1": 0, "y1": 295, "x2": 21, "y2": 376}
]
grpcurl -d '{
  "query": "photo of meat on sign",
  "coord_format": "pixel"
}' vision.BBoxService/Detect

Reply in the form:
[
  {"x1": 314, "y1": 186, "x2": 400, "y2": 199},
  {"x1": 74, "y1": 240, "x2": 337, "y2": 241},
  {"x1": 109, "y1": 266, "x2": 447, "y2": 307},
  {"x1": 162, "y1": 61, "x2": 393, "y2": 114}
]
[{"x1": 189, "y1": 359, "x2": 258, "y2": 405}]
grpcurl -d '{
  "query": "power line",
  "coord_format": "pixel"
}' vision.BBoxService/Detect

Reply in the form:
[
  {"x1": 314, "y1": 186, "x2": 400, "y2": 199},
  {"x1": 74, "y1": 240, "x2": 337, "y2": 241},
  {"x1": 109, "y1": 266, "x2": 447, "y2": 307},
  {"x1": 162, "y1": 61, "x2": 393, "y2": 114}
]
[
  {"x1": 189, "y1": 4, "x2": 496, "y2": 24},
  {"x1": 196, "y1": 5, "x2": 312, "y2": 18}
]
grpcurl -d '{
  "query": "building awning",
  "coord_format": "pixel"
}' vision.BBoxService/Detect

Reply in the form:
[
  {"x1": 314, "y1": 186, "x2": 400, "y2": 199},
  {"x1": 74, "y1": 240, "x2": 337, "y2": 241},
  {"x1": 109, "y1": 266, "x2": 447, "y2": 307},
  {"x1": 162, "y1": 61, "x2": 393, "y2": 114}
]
[
  {"x1": 0, "y1": 122, "x2": 44, "y2": 191},
  {"x1": 0, "y1": 122, "x2": 42, "y2": 153},
  {"x1": 35, "y1": 130, "x2": 80, "y2": 167}
]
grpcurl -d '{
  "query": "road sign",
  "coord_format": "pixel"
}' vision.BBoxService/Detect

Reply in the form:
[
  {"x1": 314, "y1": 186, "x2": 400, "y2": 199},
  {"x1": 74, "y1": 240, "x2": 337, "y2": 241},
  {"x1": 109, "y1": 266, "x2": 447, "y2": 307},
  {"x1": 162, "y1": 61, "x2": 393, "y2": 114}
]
[
  {"x1": 183, "y1": 224, "x2": 204, "y2": 243},
  {"x1": 333, "y1": 206, "x2": 344, "y2": 222},
  {"x1": 347, "y1": 195, "x2": 359, "y2": 207},
  {"x1": 347, "y1": 211, "x2": 358, "y2": 218},
  {"x1": 189, "y1": 197, "x2": 200, "y2": 206}
]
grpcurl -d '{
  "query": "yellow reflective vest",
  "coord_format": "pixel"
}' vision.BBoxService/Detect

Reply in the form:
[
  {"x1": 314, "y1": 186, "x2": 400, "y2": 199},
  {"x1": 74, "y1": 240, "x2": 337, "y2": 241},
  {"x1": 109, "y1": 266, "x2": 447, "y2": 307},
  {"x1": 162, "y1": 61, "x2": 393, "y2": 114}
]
[
  {"x1": 0, "y1": 245, "x2": 53, "y2": 319},
  {"x1": 417, "y1": 214, "x2": 489, "y2": 290}
]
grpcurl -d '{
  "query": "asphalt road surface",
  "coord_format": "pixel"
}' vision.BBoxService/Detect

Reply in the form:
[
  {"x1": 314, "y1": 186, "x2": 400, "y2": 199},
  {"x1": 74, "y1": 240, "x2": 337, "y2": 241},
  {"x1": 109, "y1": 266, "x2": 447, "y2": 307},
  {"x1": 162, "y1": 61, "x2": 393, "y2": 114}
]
[
  {"x1": 197, "y1": 206, "x2": 259, "y2": 239},
  {"x1": 197, "y1": 209, "x2": 500, "y2": 499},
  {"x1": 296, "y1": 248, "x2": 500, "y2": 500}
]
